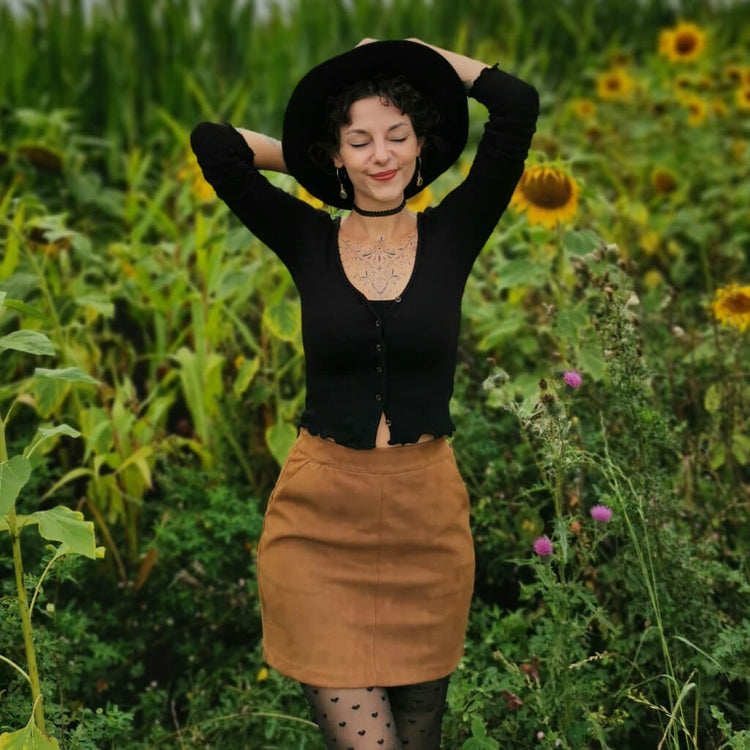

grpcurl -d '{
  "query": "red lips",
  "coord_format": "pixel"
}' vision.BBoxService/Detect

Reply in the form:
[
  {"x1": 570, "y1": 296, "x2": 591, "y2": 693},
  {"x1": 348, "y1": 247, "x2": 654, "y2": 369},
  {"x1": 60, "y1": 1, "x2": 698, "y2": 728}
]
[{"x1": 370, "y1": 170, "x2": 398, "y2": 181}]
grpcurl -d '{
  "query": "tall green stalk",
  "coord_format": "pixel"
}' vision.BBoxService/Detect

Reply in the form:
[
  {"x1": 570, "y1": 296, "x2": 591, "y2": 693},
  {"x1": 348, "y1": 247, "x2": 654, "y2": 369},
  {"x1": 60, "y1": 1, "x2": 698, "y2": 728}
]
[{"x1": 1, "y1": 419, "x2": 45, "y2": 732}]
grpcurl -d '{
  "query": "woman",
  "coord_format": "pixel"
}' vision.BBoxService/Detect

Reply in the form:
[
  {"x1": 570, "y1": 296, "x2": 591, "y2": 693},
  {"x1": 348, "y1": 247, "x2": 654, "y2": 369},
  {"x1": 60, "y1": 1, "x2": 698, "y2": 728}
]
[{"x1": 191, "y1": 38, "x2": 539, "y2": 750}]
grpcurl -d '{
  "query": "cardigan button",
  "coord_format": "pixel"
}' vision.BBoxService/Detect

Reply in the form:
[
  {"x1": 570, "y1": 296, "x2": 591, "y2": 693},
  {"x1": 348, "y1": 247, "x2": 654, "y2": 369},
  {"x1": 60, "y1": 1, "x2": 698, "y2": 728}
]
[
  {"x1": 375, "y1": 394, "x2": 382, "y2": 401},
  {"x1": 375, "y1": 319, "x2": 381, "y2": 327},
  {"x1": 376, "y1": 366, "x2": 383, "y2": 373},
  {"x1": 375, "y1": 343, "x2": 382, "y2": 351},
  {"x1": 386, "y1": 418, "x2": 392, "y2": 426},
  {"x1": 395, "y1": 296, "x2": 401, "y2": 303}
]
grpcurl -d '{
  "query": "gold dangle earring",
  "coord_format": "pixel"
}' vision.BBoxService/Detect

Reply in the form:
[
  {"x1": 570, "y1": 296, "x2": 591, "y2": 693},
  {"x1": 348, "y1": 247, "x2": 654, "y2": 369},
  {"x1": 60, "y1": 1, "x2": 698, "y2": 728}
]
[
  {"x1": 416, "y1": 156, "x2": 423, "y2": 187},
  {"x1": 337, "y1": 168, "x2": 348, "y2": 200}
]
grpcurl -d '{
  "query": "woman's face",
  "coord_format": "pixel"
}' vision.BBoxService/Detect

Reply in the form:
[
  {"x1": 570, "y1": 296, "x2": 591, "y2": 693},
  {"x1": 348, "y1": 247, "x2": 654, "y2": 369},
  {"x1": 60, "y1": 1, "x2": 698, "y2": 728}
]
[{"x1": 333, "y1": 96, "x2": 425, "y2": 211}]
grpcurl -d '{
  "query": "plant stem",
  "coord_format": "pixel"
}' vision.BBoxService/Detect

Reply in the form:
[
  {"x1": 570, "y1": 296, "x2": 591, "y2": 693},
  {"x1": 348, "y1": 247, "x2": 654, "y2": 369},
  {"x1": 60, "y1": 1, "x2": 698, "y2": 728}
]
[
  {"x1": 0, "y1": 653, "x2": 31, "y2": 684},
  {"x1": 1, "y1": 352, "x2": 45, "y2": 730},
  {"x1": 6, "y1": 506, "x2": 46, "y2": 732}
]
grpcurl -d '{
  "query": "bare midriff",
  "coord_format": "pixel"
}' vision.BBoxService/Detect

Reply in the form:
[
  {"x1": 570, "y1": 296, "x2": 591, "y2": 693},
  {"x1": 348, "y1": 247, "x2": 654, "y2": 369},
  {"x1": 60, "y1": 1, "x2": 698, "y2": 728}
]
[
  {"x1": 301, "y1": 414, "x2": 435, "y2": 449},
  {"x1": 374, "y1": 411, "x2": 435, "y2": 448}
]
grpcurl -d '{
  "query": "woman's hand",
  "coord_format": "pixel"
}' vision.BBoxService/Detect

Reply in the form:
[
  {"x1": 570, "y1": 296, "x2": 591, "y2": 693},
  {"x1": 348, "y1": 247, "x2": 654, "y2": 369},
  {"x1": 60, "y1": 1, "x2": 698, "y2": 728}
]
[{"x1": 404, "y1": 38, "x2": 488, "y2": 91}]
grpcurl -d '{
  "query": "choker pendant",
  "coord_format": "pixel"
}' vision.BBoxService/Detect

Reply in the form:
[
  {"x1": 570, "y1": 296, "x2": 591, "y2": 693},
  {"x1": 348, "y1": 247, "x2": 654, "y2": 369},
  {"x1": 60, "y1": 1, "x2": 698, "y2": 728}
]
[{"x1": 352, "y1": 197, "x2": 407, "y2": 218}]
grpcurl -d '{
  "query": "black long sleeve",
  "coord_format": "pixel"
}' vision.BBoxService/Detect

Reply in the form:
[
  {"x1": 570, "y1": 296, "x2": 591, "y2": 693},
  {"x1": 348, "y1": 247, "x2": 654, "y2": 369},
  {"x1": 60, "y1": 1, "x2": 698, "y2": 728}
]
[{"x1": 190, "y1": 67, "x2": 539, "y2": 448}]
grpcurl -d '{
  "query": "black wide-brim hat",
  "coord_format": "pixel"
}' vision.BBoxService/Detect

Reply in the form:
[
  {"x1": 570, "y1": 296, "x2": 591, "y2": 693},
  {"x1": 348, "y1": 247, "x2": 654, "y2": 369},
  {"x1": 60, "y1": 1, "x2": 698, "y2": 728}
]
[{"x1": 282, "y1": 40, "x2": 469, "y2": 209}]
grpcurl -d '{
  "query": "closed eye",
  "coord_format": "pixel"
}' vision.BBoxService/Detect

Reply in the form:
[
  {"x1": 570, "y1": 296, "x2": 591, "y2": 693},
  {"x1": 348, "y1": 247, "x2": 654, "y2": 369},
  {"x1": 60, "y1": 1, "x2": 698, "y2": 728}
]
[{"x1": 350, "y1": 137, "x2": 408, "y2": 148}]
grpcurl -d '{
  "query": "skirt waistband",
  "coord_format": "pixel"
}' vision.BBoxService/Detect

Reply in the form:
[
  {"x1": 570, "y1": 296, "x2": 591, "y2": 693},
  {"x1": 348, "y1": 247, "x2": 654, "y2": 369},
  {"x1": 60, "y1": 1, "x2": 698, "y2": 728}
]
[{"x1": 295, "y1": 427, "x2": 452, "y2": 474}]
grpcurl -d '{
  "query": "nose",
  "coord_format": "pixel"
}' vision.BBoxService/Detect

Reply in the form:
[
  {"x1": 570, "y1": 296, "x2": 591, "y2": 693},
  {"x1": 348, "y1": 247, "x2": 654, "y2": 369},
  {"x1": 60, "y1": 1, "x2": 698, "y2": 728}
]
[{"x1": 372, "y1": 137, "x2": 391, "y2": 165}]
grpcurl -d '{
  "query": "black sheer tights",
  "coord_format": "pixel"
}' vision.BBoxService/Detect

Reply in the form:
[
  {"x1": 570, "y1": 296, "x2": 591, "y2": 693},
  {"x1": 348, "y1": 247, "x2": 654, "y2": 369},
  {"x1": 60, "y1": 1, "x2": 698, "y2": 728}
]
[{"x1": 300, "y1": 676, "x2": 450, "y2": 750}]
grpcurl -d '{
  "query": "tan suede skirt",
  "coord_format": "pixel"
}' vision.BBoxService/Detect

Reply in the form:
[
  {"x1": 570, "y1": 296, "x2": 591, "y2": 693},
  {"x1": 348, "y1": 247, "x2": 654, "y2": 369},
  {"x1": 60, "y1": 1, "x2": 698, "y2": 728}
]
[{"x1": 256, "y1": 427, "x2": 475, "y2": 688}]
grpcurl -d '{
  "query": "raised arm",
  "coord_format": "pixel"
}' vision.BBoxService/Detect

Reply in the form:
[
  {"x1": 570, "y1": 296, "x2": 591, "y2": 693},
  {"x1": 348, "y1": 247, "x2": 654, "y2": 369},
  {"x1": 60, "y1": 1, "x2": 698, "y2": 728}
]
[
  {"x1": 418, "y1": 44, "x2": 540, "y2": 272},
  {"x1": 190, "y1": 121, "x2": 328, "y2": 273},
  {"x1": 404, "y1": 38, "x2": 490, "y2": 92},
  {"x1": 233, "y1": 128, "x2": 288, "y2": 173}
]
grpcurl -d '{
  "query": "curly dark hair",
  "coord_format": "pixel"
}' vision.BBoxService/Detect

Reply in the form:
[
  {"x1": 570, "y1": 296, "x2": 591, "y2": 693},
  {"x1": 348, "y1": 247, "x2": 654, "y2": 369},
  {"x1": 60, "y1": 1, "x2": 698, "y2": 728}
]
[{"x1": 308, "y1": 73, "x2": 443, "y2": 173}]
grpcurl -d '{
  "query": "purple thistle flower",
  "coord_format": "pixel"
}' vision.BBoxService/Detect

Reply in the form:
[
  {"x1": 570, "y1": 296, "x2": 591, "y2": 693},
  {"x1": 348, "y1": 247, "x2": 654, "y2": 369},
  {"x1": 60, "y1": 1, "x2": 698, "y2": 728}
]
[
  {"x1": 590, "y1": 504, "x2": 613, "y2": 523},
  {"x1": 563, "y1": 370, "x2": 583, "y2": 388},
  {"x1": 533, "y1": 535, "x2": 554, "y2": 556}
]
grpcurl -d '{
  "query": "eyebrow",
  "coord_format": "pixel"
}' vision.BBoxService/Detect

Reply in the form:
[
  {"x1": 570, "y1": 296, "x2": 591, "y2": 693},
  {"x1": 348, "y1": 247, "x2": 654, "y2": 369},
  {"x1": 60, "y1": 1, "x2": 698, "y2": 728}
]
[{"x1": 345, "y1": 123, "x2": 410, "y2": 136}]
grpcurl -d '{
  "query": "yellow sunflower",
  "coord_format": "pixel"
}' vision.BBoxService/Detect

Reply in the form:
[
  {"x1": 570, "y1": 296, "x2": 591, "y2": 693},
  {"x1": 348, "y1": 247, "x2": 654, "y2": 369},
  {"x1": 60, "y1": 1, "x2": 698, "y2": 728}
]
[
  {"x1": 663, "y1": 22, "x2": 706, "y2": 63},
  {"x1": 657, "y1": 29, "x2": 674, "y2": 57},
  {"x1": 571, "y1": 98, "x2": 597, "y2": 119},
  {"x1": 736, "y1": 86, "x2": 750, "y2": 111},
  {"x1": 530, "y1": 133, "x2": 561, "y2": 158},
  {"x1": 643, "y1": 269, "x2": 665, "y2": 289},
  {"x1": 674, "y1": 73, "x2": 694, "y2": 91},
  {"x1": 510, "y1": 166, "x2": 579, "y2": 229},
  {"x1": 711, "y1": 98, "x2": 728, "y2": 117},
  {"x1": 596, "y1": 67, "x2": 636, "y2": 101},
  {"x1": 296, "y1": 183, "x2": 326, "y2": 209},
  {"x1": 731, "y1": 139, "x2": 747, "y2": 161},
  {"x1": 711, "y1": 284, "x2": 750, "y2": 332},
  {"x1": 651, "y1": 167, "x2": 678, "y2": 194},
  {"x1": 406, "y1": 185, "x2": 434, "y2": 213},
  {"x1": 722, "y1": 63, "x2": 745, "y2": 85},
  {"x1": 609, "y1": 51, "x2": 633, "y2": 67},
  {"x1": 679, "y1": 94, "x2": 708, "y2": 125},
  {"x1": 640, "y1": 230, "x2": 661, "y2": 256},
  {"x1": 177, "y1": 151, "x2": 215, "y2": 202}
]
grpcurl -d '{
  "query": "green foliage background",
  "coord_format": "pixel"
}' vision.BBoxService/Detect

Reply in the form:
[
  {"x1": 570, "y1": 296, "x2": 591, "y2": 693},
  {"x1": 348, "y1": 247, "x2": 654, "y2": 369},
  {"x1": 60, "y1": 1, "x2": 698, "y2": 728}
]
[{"x1": 0, "y1": 0, "x2": 749, "y2": 748}]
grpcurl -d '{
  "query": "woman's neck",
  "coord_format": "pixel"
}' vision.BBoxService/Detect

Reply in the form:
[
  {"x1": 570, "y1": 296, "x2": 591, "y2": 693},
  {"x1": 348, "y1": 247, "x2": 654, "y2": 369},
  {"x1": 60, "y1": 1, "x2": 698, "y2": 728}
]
[{"x1": 341, "y1": 209, "x2": 416, "y2": 243}]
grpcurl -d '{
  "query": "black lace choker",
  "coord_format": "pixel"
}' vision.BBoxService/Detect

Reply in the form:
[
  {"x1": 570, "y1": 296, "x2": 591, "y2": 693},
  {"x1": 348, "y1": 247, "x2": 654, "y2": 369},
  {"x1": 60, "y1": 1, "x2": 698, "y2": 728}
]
[{"x1": 352, "y1": 197, "x2": 406, "y2": 217}]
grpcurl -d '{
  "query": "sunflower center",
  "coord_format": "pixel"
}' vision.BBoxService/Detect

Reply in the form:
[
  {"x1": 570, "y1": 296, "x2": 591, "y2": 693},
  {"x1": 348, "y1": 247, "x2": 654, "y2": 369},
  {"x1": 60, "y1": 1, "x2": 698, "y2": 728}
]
[
  {"x1": 675, "y1": 32, "x2": 697, "y2": 54},
  {"x1": 725, "y1": 292, "x2": 750, "y2": 314},
  {"x1": 523, "y1": 171, "x2": 573, "y2": 209},
  {"x1": 606, "y1": 76, "x2": 621, "y2": 92},
  {"x1": 653, "y1": 170, "x2": 677, "y2": 192}
]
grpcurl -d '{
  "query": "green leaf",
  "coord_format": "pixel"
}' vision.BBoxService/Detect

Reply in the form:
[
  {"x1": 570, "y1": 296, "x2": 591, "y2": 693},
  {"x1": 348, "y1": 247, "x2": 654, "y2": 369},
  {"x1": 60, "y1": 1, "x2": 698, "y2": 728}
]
[
  {"x1": 263, "y1": 298, "x2": 301, "y2": 342},
  {"x1": 732, "y1": 433, "x2": 750, "y2": 465},
  {"x1": 74, "y1": 294, "x2": 114, "y2": 318},
  {"x1": 28, "y1": 506, "x2": 98, "y2": 559},
  {"x1": 25, "y1": 424, "x2": 81, "y2": 459},
  {"x1": 496, "y1": 259, "x2": 548, "y2": 290},
  {"x1": 0, "y1": 291, "x2": 5, "y2": 312},
  {"x1": 562, "y1": 229, "x2": 601, "y2": 257},
  {"x1": 0, "y1": 715, "x2": 61, "y2": 749},
  {"x1": 0, "y1": 330, "x2": 55, "y2": 356},
  {"x1": 40, "y1": 467, "x2": 93, "y2": 504},
  {"x1": 476, "y1": 313, "x2": 525, "y2": 350},
  {"x1": 577, "y1": 344, "x2": 606, "y2": 381},
  {"x1": 471, "y1": 716, "x2": 487, "y2": 738},
  {"x1": 265, "y1": 420, "x2": 297, "y2": 467},
  {"x1": 37, "y1": 424, "x2": 81, "y2": 441},
  {"x1": 704, "y1": 384, "x2": 721, "y2": 414},
  {"x1": 34, "y1": 367, "x2": 100, "y2": 385},
  {"x1": 115, "y1": 445, "x2": 154, "y2": 488},
  {"x1": 710, "y1": 441, "x2": 725, "y2": 470},
  {"x1": 233, "y1": 356, "x2": 260, "y2": 397},
  {"x1": 554, "y1": 515, "x2": 569, "y2": 564},
  {"x1": 554, "y1": 305, "x2": 588, "y2": 341},
  {"x1": 1, "y1": 299, "x2": 48, "y2": 321},
  {"x1": 0, "y1": 456, "x2": 32, "y2": 516}
]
